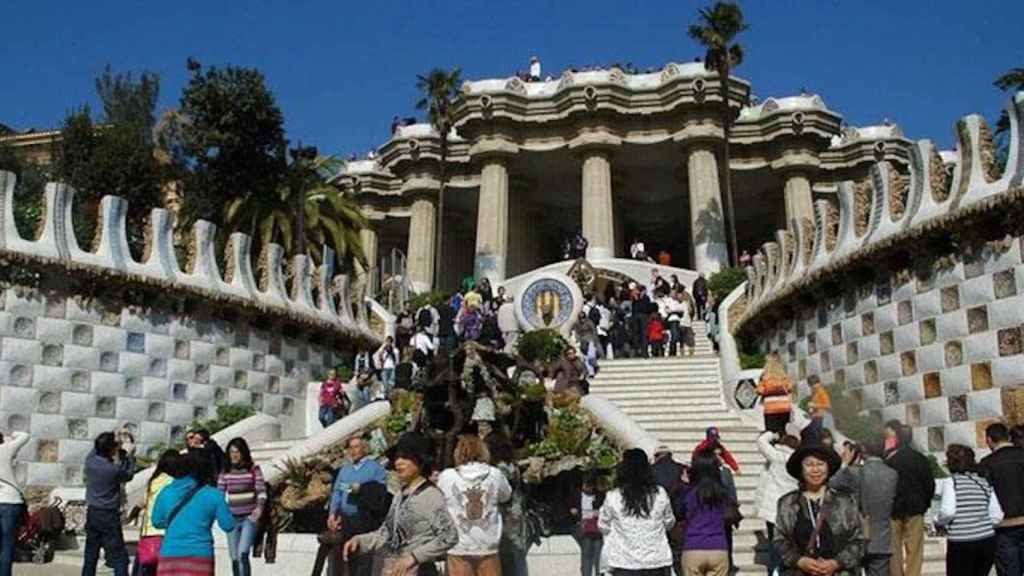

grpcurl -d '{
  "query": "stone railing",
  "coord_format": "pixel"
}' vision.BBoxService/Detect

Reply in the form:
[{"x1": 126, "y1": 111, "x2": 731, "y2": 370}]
[
  {"x1": 727, "y1": 92, "x2": 1024, "y2": 451},
  {"x1": 0, "y1": 175, "x2": 379, "y2": 486},
  {"x1": 737, "y1": 93, "x2": 1023, "y2": 331},
  {"x1": 0, "y1": 173, "x2": 378, "y2": 343}
]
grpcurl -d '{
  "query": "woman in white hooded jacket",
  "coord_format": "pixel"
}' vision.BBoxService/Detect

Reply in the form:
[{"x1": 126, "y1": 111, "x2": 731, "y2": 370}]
[
  {"x1": 754, "y1": 431, "x2": 799, "y2": 575},
  {"x1": 437, "y1": 434, "x2": 512, "y2": 576}
]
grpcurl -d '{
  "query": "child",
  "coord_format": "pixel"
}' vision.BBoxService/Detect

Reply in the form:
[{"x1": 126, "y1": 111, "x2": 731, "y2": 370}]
[
  {"x1": 571, "y1": 475, "x2": 605, "y2": 576},
  {"x1": 318, "y1": 369, "x2": 344, "y2": 428},
  {"x1": 646, "y1": 312, "x2": 666, "y2": 357}
]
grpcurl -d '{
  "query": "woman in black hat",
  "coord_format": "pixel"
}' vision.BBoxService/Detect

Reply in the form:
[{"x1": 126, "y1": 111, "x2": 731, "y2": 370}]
[
  {"x1": 773, "y1": 434, "x2": 863, "y2": 575},
  {"x1": 343, "y1": 432, "x2": 458, "y2": 576}
]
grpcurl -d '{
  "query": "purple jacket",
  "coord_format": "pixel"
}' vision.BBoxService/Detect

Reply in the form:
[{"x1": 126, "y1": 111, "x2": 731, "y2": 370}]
[{"x1": 679, "y1": 488, "x2": 728, "y2": 551}]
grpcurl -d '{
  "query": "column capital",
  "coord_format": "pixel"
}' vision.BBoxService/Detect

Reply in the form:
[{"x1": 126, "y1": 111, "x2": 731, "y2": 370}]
[
  {"x1": 568, "y1": 132, "x2": 622, "y2": 156},
  {"x1": 469, "y1": 137, "x2": 519, "y2": 163},
  {"x1": 770, "y1": 152, "x2": 821, "y2": 176},
  {"x1": 399, "y1": 177, "x2": 441, "y2": 201},
  {"x1": 673, "y1": 123, "x2": 725, "y2": 151}
]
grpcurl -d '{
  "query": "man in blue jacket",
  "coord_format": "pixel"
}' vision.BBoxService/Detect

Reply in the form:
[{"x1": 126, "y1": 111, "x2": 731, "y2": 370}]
[
  {"x1": 82, "y1": 430, "x2": 136, "y2": 576},
  {"x1": 327, "y1": 436, "x2": 388, "y2": 576}
]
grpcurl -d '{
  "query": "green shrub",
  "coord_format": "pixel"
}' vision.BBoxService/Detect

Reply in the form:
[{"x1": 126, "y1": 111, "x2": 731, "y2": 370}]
[
  {"x1": 515, "y1": 329, "x2": 568, "y2": 364},
  {"x1": 928, "y1": 454, "x2": 949, "y2": 478},
  {"x1": 193, "y1": 404, "x2": 256, "y2": 435},
  {"x1": 407, "y1": 290, "x2": 448, "y2": 311},
  {"x1": 739, "y1": 352, "x2": 766, "y2": 369},
  {"x1": 707, "y1": 266, "x2": 747, "y2": 303},
  {"x1": 827, "y1": 385, "x2": 877, "y2": 444}
]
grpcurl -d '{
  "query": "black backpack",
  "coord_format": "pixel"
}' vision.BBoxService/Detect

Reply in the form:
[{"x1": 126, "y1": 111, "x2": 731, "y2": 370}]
[{"x1": 416, "y1": 307, "x2": 433, "y2": 329}]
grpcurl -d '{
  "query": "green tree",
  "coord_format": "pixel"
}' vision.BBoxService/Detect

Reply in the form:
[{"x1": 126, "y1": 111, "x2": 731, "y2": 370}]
[
  {"x1": 415, "y1": 67, "x2": 462, "y2": 290},
  {"x1": 0, "y1": 139, "x2": 47, "y2": 237},
  {"x1": 223, "y1": 153, "x2": 367, "y2": 271},
  {"x1": 689, "y1": 1, "x2": 748, "y2": 266},
  {"x1": 51, "y1": 67, "x2": 164, "y2": 251},
  {"x1": 168, "y1": 59, "x2": 287, "y2": 232},
  {"x1": 994, "y1": 67, "x2": 1023, "y2": 167}
]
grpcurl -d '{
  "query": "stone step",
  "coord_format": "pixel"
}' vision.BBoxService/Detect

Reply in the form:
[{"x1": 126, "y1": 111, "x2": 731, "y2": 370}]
[
  {"x1": 602, "y1": 397, "x2": 727, "y2": 408},
  {"x1": 654, "y1": 429, "x2": 763, "y2": 443},
  {"x1": 591, "y1": 374, "x2": 723, "y2": 385},
  {"x1": 627, "y1": 412, "x2": 745, "y2": 423},
  {"x1": 590, "y1": 382, "x2": 726, "y2": 393},
  {"x1": 596, "y1": 356, "x2": 717, "y2": 367}
]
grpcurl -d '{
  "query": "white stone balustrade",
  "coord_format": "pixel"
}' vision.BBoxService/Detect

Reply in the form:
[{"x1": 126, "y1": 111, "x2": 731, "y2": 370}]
[
  {"x1": 0, "y1": 177, "x2": 379, "y2": 343},
  {"x1": 738, "y1": 92, "x2": 1024, "y2": 330}
]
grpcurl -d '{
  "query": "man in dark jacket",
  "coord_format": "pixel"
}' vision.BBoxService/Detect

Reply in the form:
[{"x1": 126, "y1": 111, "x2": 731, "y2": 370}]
[
  {"x1": 884, "y1": 422, "x2": 935, "y2": 576},
  {"x1": 82, "y1": 431, "x2": 136, "y2": 576},
  {"x1": 980, "y1": 422, "x2": 1024, "y2": 576},
  {"x1": 652, "y1": 446, "x2": 686, "y2": 576},
  {"x1": 830, "y1": 436, "x2": 898, "y2": 576},
  {"x1": 692, "y1": 273, "x2": 709, "y2": 320}
]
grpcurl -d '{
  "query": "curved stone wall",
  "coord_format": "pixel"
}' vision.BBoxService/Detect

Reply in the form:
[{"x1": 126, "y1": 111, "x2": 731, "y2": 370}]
[
  {"x1": 731, "y1": 93, "x2": 1024, "y2": 451},
  {"x1": 0, "y1": 174, "x2": 379, "y2": 486}
]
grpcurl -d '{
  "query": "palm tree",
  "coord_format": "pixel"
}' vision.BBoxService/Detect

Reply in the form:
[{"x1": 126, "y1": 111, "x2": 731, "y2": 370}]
[
  {"x1": 994, "y1": 67, "x2": 1024, "y2": 136},
  {"x1": 415, "y1": 67, "x2": 462, "y2": 290},
  {"x1": 223, "y1": 154, "x2": 367, "y2": 271},
  {"x1": 689, "y1": 1, "x2": 748, "y2": 267}
]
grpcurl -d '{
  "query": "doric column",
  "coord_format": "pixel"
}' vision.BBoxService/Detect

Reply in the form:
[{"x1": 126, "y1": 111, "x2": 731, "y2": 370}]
[
  {"x1": 406, "y1": 194, "x2": 436, "y2": 293},
  {"x1": 475, "y1": 157, "x2": 510, "y2": 283},
  {"x1": 686, "y1": 143, "x2": 729, "y2": 274},
  {"x1": 580, "y1": 149, "x2": 615, "y2": 260},
  {"x1": 783, "y1": 170, "x2": 815, "y2": 224}
]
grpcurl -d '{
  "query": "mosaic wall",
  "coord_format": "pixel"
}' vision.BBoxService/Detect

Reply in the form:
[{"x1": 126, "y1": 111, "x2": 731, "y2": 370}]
[
  {"x1": 733, "y1": 92, "x2": 1024, "y2": 452},
  {"x1": 760, "y1": 239, "x2": 1024, "y2": 450},
  {"x1": 0, "y1": 172, "x2": 379, "y2": 486}
]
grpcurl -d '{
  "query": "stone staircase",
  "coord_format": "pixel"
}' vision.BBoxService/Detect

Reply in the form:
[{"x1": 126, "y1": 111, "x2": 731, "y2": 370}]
[{"x1": 589, "y1": 323, "x2": 947, "y2": 575}]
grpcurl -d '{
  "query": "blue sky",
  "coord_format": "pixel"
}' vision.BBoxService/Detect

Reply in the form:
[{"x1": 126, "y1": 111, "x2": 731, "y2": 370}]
[{"x1": 2, "y1": 1, "x2": 1022, "y2": 155}]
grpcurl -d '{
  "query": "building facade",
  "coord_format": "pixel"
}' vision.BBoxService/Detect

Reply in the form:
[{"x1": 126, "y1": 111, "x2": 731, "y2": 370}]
[{"x1": 332, "y1": 61, "x2": 917, "y2": 292}]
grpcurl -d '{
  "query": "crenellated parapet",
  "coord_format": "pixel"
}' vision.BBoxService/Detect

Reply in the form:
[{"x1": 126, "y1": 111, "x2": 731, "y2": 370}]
[
  {"x1": 736, "y1": 92, "x2": 1024, "y2": 335},
  {"x1": 0, "y1": 173, "x2": 380, "y2": 346}
]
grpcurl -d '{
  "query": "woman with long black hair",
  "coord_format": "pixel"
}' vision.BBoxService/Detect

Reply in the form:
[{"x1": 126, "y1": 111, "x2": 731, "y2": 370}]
[
  {"x1": 217, "y1": 438, "x2": 267, "y2": 576},
  {"x1": 678, "y1": 451, "x2": 731, "y2": 576},
  {"x1": 598, "y1": 448, "x2": 675, "y2": 575}
]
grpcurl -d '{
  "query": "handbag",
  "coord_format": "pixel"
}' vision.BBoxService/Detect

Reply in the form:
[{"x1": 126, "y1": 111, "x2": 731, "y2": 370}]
[
  {"x1": 136, "y1": 535, "x2": 163, "y2": 567},
  {"x1": 581, "y1": 515, "x2": 601, "y2": 538}
]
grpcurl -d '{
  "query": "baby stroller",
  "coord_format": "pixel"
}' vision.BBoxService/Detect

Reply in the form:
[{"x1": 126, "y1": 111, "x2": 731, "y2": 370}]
[{"x1": 15, "y1": 497, "x2": 67, "y2": 564}]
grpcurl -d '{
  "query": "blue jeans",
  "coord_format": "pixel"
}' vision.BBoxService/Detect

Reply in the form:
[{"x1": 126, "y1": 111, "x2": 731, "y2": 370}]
[
  {"x1": 379, "y1": 368, "x2": 395, "y2": 394},
  {"x1": 82, "y1": 507, "x2": 129, "y2": 576},
  {"x1": 227, "y1": 516, "x2": 258, "y2": 576},
  {"x1": 0, "y1": 503, "x2": 23, "y2": 576},
  {"x1": 319, "y1": 405, "x2": 336, "y2": 428}
]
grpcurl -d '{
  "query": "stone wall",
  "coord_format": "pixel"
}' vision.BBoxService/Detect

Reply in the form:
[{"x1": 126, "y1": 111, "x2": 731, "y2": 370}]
[
  {"x1": 732, "y1": 92, "x2": 1024, "y2": 452},
  {"x1": 0, "y1": 172, "x2": 379, "y2": 486}
]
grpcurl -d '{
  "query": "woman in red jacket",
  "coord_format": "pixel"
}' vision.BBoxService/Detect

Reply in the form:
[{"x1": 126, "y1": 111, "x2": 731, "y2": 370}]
[{"x1": 646, "y1": 312, "x2": 666, "y2": 357}]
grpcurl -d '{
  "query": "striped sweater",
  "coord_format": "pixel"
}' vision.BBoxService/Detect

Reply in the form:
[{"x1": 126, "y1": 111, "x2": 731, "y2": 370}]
[
  {"x1": 217, "y1": 466, "x2": 267, "y2": 517},
  {"x1": 937, "y1": 473, "x2": 995, "y2": 542}
]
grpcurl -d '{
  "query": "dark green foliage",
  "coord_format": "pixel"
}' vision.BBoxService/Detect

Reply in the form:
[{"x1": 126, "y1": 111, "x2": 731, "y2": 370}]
[
  {"x1": 739, "y1": 352, "x2": 766, "y2": 369},
  {"x1": 168, "y1": 60, "x2": 287, "y2": 231},
  {"x1": 708, "y1": 266, "x2": 747, "y2": 302},
  {"x1": 51, "y1": 67, "x2": 164, "y2": 253},
  {"x1": 515, "y1": 329, "x2": 569, "y2": 364},
  {"x1": 0, "y1": 139, "x2": 47, "y2": 237},
  {"x1": 407, "y1": 290, "x2": 448, "y2": 310},
  {"x1": 194, "y1": 404, "x2": 256, "y2": 435},
  {"x1": 825, "y1": 385, "x2": 877, "y2": 445},
  {"x1": 928, "y1": 453, "x2": 949, "y2": 479}
]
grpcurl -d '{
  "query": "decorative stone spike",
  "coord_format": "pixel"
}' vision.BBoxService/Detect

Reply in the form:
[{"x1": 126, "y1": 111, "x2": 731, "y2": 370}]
[
  {"x1": 11, "y1": 182, "x2": 71, "y2": 261},
  {"x1": 866, "y1": 161, "x2": 910, "y2": 244},
  {"x1": 788, "y1": 218, "x2": 807, "y2": 280},
  {"x1": 355, "y1": 280, "x2": 371, "y2": 332},
  {"x1": 752, "y1": 252, "x2": 768, "y2": 303},
  {"x1": 809, "y1": 201, "x2": 832, "y2": 272},
  {"x1": 223, "y1": 233, "x2": 257, "y2": 298},
  {"x1": 257, "y1": 243, "x2": 289, "y2": 306},
  {"x1": 67, "y1": 195, "x2": 130, "y2": 271},
  {"x1": 1010, "y1": 93, "x2": 1024, "y2": 189},
  {"x1": 317, "y1": 246, "x2": 339, "y2": 319},
  {"x1": 833, "y1": 181, "x2": 859, "y2": 261},
  {"x1": 908, "y1": 140, "x2": 956, "y2": 229},
  {"x1": 289, "y1": 255, "x2": 317, "y2": 311},
  {"x1": 745, "y1": 265, "x2": 758, "y2": 300},
  {"x1": 333, "y1": 274, "x2": 355, "y2": 327},
  {"x1": 179, "y1": 221, "x2": 223, "y2": 289},
  {"x1": 0, "y1": 170, "x2": 14, "y2": 250},
  {"x1": 763, "y1": 241, "x2": 781, "y2": 291},
  {"x1": 776, "y1": 229, "x2": 794, "y2": 279},
  {"x1": 955, "y1": 114, "x2": 1012, "y2": 209},
  {"x1": 132, "y1": 208, "x2": 179, "y2": 281}
]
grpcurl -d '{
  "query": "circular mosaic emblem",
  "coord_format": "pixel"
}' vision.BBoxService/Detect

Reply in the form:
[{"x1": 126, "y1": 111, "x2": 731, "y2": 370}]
[{"x1": 513, "y1": 272, "x2": 583, "y2": 335}]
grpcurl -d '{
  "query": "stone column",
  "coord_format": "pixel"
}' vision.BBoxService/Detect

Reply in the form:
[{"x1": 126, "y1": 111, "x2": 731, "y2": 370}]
[
  {"x1": 581, "y1": 149, "x2": 615, "y2": 260},
  {"x1": 783, "y1": 171, "x2": 815, "y2": 224},
  {"x1": 406, "y1": 195, "x2": 436, "y2": 293},
  {"x1": 475, "y1": 157, "x2": 510, "y2": 283},
  {"x1": 687, "y1": 143, "x2": 729, "y2": 273}
]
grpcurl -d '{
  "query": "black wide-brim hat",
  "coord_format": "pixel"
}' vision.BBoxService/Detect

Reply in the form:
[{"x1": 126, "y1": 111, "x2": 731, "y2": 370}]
[
  {"x1": 786, "y1": 443, "x2": 842, "y2": 481},
  {"x1": 387, "y1": 431, "x2": 435, "y2": 474}
]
